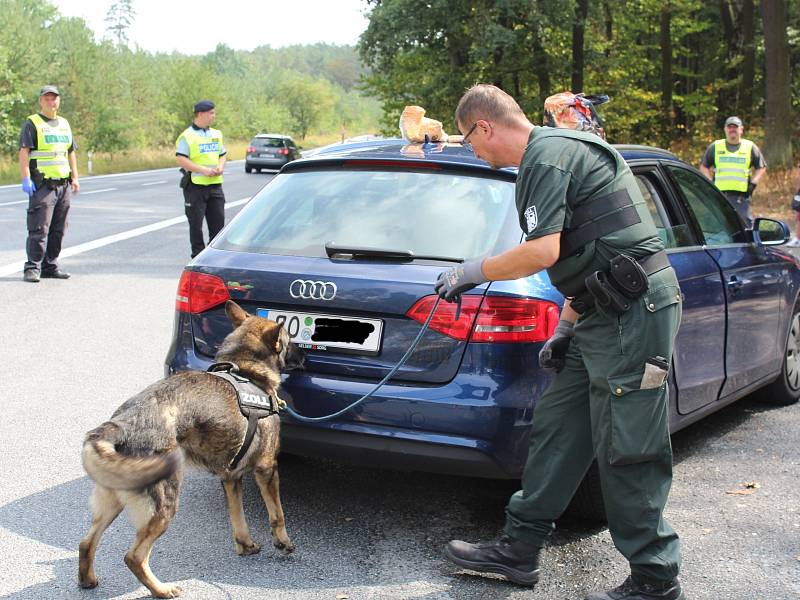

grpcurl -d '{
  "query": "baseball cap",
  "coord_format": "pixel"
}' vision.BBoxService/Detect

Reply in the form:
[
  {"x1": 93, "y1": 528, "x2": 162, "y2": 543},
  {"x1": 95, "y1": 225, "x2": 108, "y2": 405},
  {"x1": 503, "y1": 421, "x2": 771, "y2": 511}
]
[
  {"x1": 724, "y1": 116, "x2": 743, "y2": 127},
  {"x1": 193, "y1": 99, "x2": 215, "y2": 113},
  {"x1": 39, "y1": 85, "x2": 60, "y2": 96}
]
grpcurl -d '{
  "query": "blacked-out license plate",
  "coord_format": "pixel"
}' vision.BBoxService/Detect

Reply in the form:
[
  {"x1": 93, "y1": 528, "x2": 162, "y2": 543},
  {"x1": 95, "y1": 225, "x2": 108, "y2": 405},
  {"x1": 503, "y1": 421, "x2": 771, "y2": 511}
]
[{"x1": 256, "y1": 308, "x2": 383, "y2": 355}]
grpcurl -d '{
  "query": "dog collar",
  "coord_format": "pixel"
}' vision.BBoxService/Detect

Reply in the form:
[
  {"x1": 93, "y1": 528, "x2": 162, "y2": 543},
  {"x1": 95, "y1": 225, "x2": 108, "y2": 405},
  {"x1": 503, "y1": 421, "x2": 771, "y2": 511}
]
[{"x1": 207, "y1": 362, "x2": 285, "y2": 470}]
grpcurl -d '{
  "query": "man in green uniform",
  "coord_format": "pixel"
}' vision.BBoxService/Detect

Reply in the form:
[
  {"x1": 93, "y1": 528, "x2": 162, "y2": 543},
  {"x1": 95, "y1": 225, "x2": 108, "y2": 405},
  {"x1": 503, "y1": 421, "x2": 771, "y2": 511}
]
[
  {"x1": 176, "y1": 99, "x2": 227, "y2": 258},
  {"x1": 435, "y1": 85, "x2": 684, "y2": 600}
]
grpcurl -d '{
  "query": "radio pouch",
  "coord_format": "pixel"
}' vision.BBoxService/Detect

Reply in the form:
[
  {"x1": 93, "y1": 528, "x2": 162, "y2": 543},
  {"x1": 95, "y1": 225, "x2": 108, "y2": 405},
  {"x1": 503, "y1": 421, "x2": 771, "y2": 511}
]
[
  {"x1": 585, "y1": 270, "x2": 631, "y2": 315},
  {"x1": 609, "y1": 254, "x2": 649, "y2": 299}
]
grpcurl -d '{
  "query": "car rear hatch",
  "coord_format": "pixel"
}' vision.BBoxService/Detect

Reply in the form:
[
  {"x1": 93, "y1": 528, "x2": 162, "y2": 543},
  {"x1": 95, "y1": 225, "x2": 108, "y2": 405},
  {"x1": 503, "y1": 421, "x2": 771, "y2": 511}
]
[
  {"x1": 184, "y1": 162, "x2": 541, "y2": 386},
  {"x1": 249, "y1": 137, "x2": 287, "y2": 158}
]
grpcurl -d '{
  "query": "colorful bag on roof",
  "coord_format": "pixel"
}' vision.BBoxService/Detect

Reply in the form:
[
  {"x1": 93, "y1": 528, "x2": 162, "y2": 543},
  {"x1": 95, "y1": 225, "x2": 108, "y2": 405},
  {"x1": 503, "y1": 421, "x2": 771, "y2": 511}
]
[{"x1": 543, "y1": 92, "x2": 609, "y2": 140}]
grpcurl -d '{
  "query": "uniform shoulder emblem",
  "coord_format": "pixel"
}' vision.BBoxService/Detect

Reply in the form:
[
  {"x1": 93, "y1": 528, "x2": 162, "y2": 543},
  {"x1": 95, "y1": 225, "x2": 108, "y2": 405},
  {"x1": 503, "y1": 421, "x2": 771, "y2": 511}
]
[{"x1": 524, "y1": 205, "x2": 538, "y2": 232}]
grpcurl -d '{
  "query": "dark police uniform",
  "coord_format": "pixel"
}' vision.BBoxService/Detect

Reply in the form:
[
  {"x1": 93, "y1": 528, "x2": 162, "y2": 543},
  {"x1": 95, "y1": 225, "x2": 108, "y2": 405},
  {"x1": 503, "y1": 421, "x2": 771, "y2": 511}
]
[
  {"x1": 19, "y1": 113, "x2": 76, "y2": 274},
  {"x1": 503, "y1": 127, "x2": 683, "y2": 583},
  {"x1": 176, "y1": 122, "x2": 226, "y2": 258}
]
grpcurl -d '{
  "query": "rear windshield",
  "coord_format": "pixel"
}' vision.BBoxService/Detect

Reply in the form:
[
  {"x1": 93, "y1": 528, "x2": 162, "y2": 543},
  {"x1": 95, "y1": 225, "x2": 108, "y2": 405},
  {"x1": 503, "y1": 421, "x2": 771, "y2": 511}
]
[
  {"x1": 215, "y1": 169, "x2": 518, "y2": 260},
  {"x1": 252, "y1": 138, "x2": 285, "y2": 148}
]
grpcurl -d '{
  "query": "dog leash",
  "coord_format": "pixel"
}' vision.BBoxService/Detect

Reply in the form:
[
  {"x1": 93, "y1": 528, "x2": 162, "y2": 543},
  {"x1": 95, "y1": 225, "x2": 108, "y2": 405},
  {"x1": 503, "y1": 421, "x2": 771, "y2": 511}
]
[{"x1": 281, "y1": 295, "x2": 447, "y2": 423}]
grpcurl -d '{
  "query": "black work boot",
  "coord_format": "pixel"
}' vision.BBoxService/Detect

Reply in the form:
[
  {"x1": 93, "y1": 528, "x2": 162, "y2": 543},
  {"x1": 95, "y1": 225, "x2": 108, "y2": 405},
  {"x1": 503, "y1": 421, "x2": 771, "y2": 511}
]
[
  {"x1": 586, "y1": 575, "x2": 685, "y2": 600},
  {"x1": 443, "y1": 534, "x2": 541, "y2": 586},
  {"x1": 23, "y1": 269, "x2": 40, "y2": 283},
  {"x1": 41, "y1": 268, "x2": 70, "y2": 279}
]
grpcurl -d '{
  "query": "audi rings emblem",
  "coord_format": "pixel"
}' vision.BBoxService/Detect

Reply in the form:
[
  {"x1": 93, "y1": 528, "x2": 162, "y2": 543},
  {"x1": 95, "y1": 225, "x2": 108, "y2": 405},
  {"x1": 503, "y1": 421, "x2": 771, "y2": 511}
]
[{"x1": 289, "y1": 279, "x2": 337, "y2": 301}]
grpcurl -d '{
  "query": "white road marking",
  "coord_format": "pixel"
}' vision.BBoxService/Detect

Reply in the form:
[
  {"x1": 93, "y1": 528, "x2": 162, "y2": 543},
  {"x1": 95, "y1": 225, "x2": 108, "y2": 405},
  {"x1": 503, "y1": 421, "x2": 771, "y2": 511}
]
[
  {"x1": 0, "y1": 160, "x2": 244, "y2": 189},
  {"x1": 80, "y1": 187, "x2": 117, "y2": 195},
  {"x1": 0, "y1": 199, "x2": 27, "y2": 207},
  {"x1": 142, "y1": 180, "x2": 167, "y2": 186},
  {"x1": 0, "y1": 196, "x2": 251, "y2": 277}
]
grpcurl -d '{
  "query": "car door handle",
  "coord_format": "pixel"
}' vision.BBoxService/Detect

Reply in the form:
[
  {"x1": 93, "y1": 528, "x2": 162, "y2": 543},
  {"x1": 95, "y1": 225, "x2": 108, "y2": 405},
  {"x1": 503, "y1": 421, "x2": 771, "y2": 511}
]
[{"x1": 727, "y1": 276, "x2": 743, "y2": 293}]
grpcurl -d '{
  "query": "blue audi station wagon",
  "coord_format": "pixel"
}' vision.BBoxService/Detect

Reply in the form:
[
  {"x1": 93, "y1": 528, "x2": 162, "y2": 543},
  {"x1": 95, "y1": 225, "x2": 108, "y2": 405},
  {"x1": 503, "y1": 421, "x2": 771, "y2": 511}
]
[{"x1": 166, "y1": 137, "x2": 800, "y2": 518}]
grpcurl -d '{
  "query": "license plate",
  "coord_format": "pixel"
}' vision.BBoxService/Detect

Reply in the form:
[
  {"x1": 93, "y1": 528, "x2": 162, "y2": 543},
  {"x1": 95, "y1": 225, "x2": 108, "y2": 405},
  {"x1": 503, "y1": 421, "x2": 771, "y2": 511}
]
[
  {"x1": 260, "y1": 152, "x2": 273, "y2": 157},
  {"x1": 256, "y1": 308, "x2": 383, "y2": 355}
]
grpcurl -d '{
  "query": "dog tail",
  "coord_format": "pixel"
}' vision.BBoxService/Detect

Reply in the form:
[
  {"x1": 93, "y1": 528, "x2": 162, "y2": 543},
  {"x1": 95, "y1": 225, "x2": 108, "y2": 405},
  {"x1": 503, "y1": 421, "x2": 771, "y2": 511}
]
[{"x1": 81, "y1": 421, "x2": 182, "y2": 490}]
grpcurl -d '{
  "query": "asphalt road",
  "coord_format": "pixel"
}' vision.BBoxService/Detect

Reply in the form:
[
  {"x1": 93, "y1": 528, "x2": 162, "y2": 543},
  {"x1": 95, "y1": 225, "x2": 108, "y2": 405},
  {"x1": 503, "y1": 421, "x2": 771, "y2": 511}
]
[{"x1": 0, "y1": 164, "x2": 798, "y2": 599}]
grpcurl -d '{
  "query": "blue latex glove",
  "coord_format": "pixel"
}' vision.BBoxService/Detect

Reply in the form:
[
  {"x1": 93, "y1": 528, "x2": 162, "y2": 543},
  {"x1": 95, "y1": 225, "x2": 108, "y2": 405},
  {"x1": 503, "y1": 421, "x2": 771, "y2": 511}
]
[
  {"x1": 21, "y1": 177, "x2": 36, "y2": 195},
  {"x1": 539, "y1": 319, "x2": 575, "y2": 372},
  {"x1": 434, "y1": 259, "x2": 487, "y2": 302}
]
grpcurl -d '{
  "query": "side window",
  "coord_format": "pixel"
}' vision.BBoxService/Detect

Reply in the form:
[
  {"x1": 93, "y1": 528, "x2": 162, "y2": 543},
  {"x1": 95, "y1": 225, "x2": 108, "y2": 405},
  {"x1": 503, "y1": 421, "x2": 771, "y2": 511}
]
[
  {"x1": 634, "y1": 172, "x2": 695, "y2": 248},
  {"x1": 665, "y1": 165, "x2": 746, "y2": 245}
]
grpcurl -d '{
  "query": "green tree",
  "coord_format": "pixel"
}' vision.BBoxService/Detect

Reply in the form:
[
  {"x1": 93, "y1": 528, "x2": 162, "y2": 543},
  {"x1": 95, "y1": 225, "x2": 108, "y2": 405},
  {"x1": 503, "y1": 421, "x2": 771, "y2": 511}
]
[
  {"x1": 278, "y1": 75, "x2": 335, "y2": 139},
  {"x1": 105, "y1": 0, "x2": 136, "y2": 48}
]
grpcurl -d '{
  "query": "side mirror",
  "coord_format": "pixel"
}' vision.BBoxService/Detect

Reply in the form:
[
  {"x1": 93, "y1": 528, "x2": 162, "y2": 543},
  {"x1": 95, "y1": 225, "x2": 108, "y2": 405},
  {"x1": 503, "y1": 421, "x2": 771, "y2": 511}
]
[{"x1": 752, "y1": 217, "x2": 790, "y2": 246}]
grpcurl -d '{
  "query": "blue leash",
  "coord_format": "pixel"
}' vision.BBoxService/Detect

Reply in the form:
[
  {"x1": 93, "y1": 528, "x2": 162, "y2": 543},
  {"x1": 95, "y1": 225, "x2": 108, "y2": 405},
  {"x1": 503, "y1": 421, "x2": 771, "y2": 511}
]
[{"x1": 282, "y1": 295, "x2": 446, "y2": 423}]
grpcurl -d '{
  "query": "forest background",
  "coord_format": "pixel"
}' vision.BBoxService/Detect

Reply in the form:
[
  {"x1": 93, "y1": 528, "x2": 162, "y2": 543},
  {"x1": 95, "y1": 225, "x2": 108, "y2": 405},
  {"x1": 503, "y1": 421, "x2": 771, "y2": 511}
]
[{"x1": 0, "y1": 0, "x2": 797, "y2": 218}]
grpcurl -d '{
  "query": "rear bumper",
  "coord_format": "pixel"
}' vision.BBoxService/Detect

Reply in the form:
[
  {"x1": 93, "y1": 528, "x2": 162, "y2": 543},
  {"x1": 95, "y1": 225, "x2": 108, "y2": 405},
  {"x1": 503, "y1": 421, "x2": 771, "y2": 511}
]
[
  {"x1": 281, "y1": 422, "x2": 513, "y2": 478},
  {"x1": 246, "y1": 156, "x2": 290, "y2": 168}
]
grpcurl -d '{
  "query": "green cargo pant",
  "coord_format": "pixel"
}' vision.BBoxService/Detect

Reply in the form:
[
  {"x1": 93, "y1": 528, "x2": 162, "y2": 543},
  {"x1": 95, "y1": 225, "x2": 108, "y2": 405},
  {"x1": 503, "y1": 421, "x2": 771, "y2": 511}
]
[{"x1": 503, "y1": 267, "x2": 683, "y2": 582}]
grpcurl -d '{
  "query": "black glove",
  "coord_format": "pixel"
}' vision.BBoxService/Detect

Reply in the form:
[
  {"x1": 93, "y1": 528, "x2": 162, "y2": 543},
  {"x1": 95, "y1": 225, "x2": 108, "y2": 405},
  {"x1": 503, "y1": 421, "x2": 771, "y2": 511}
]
[
  {"x1": 434, "y1": 260, "x2": 488, "y2": 302},
  {"x1": 538, "y1": 319, "x2": 575, "y2": 372},
  {"x1": 747, "y1": 181, "x2": 757, "y2": 195}
]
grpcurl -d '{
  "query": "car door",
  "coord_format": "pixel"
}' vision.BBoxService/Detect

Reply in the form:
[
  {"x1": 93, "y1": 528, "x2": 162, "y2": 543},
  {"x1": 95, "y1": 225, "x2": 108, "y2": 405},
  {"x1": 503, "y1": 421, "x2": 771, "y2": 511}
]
[
  {"x1": 631, "y1": 164, "x2": 726, "y2": 416},
  {"x1": 663, "y1": 164, "x2": 783, "y2": 397}
]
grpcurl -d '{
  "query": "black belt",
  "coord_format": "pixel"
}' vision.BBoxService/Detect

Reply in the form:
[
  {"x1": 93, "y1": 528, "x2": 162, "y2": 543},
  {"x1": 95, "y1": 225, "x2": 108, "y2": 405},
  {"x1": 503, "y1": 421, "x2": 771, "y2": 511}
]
[
  {"x1": 559, "y1": 189, "x2": 642, "y2": 259},
  {"x1": 570, "y1": 250, "x2": 670, "y2": 314},
  {"x1": 44, "y1": 178, "x2": 70, "y2": 187}
]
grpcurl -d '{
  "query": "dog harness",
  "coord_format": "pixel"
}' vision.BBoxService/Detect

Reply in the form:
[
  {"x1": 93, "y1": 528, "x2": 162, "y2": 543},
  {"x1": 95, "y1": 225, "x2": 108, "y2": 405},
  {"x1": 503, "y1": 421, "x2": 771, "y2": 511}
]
[{"x1": 207, "y1": 362, "x2": 285, "y2": 470}]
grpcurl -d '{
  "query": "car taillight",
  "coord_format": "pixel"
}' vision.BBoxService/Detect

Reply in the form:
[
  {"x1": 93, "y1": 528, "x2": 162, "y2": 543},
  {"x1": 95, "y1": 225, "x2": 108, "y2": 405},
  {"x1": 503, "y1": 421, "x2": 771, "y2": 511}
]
[
  {"x1": 406, "y1": 295, "x2": 560, "y2": 343},
  {"x1": 278, "y1": 148, "x2": 289, "y2": 155},
  {"x1": 175, "y1": 271, "x2": 230, "y2": 313},
  {"x1": 247, "y1": 146, "x2": 256, "y2": 153}
]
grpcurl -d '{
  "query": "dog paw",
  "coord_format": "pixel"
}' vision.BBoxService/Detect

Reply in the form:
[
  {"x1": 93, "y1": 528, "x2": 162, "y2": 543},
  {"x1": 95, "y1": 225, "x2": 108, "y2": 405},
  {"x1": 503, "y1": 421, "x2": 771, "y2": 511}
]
[
  {"x1": 235, "y1": 541, "x2": 262, "y2": 555},
  {"x1": 153, "y1": 584, "x2": 182, "y2": 598},
  {"x1": 78, "y1": 575, "x2": 98, "y2": 589},
  {"x1": 274, "y1": 539, "x2": 295, "y2": 553}
]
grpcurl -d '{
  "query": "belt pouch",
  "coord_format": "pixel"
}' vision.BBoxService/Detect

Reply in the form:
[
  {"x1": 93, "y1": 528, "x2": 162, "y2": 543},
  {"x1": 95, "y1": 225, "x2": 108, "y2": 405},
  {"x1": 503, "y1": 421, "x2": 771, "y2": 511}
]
[
  {"x1": 609, "y1": 254, "x2": 649, "y2": 299},
  {"x1": 585, "y1": 270, "x2": 631, "y2": 315}
]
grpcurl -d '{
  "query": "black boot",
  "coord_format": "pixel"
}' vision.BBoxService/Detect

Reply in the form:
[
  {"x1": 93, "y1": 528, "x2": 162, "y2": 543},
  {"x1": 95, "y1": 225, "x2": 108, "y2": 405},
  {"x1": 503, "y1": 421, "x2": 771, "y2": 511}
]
[
  {"x1": 443, "y1": 534, "x2": 541, "y2": 586},
  {"x1": 586, "y1": 575, "x2": 685, "y2": 600}
]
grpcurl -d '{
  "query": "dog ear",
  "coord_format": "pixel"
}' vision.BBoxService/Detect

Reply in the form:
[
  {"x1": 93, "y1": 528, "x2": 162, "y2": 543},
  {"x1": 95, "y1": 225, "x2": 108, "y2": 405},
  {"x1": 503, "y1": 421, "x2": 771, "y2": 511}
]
[
  {"x1": 225, "y1": 300, "x2": 249, "y2": 327},
  {"x1": 272, "y1": 323, "x2": 284, "y2": 354}
]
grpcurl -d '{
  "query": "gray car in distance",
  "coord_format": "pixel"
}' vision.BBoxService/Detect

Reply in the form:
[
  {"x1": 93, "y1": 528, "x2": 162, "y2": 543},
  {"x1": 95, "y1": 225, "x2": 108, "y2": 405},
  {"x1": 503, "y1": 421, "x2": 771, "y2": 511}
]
[{"x1": 245, "y1": 134, "x2": 300, "y2": 173}]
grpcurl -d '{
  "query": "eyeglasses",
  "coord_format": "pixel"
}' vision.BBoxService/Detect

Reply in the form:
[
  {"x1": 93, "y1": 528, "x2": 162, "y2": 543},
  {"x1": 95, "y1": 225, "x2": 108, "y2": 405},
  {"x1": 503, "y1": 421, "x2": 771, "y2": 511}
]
[{"x1": 461, "y1": 122, "x2": 478, "y2": 152}]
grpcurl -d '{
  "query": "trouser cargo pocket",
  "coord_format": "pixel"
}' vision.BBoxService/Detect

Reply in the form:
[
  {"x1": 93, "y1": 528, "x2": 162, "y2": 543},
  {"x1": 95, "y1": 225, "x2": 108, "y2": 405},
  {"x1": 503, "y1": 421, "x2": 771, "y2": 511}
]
[{"x1": 607, "y1": 370, "x2": 670, "y2": 466}]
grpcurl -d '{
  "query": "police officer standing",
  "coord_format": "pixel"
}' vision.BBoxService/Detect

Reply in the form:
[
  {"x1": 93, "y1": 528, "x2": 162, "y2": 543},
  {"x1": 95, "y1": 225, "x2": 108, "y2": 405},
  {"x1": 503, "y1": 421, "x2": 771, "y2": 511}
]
[
  {"x1": 700, "y1": 116, "x2": 766, "y2": 226},
  {"x1": 176, "y1": 100, "x2": 226, "y2": 258},
  {"x1": 437, "y1": 85, "x2": 684, "y2": 600},
  {"x1": 19, "y1": 85, "x2": 79, "y2": 283}
]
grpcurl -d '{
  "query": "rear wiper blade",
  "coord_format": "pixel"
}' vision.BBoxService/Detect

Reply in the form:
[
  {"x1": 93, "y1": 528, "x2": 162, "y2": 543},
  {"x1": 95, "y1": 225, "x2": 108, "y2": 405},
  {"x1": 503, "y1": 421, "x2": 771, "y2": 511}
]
[{"x1": 324, "y1": 242, "x2": 463, "y2": 263}]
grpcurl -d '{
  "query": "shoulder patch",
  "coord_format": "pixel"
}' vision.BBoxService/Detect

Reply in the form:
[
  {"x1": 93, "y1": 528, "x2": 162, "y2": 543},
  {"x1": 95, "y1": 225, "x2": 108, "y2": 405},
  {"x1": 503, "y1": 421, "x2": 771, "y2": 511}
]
[{"x1": 524, "y1": 205, "x2": 538, "y2": 232}]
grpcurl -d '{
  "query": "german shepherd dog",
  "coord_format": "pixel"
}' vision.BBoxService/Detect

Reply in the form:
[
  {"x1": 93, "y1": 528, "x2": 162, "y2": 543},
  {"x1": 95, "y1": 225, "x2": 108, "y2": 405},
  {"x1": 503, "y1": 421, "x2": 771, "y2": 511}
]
[{"x1": 78, "y1": 300, "x2": 304, "y2": 598}]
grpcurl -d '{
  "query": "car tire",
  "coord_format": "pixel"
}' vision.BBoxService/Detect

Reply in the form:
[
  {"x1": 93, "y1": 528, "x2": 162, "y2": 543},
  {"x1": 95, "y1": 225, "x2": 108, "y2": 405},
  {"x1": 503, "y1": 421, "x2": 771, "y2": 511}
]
[
  {"x1": 245, "y1": 164, "x2": 252, "y2": 173},
  {"x1": 755, "y1": 301, "x2": 800, "y2": 406},
  {"x1": 564, "y1": 462, "x2": 607, "y2": 523}
]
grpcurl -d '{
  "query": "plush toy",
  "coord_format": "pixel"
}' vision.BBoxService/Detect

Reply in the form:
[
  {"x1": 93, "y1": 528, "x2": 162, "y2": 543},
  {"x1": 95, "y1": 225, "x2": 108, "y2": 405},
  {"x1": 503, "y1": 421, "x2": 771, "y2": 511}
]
[
  {"x1": 543, "y1": 92, "x2": 609, "y2": 140},
  {"x1": 399, "y1": 105, "x2": 461, "y2": 143}
]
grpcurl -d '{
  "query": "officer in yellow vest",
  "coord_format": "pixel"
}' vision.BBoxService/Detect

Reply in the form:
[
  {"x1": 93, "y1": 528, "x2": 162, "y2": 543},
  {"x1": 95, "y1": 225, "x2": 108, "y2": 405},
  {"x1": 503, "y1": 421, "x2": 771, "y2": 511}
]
[
  {"x1": 18, "y1": 85, "x2": 79, "y2": 283},
  {"x1": 700, "y1": 116, "x2": 766, "y2": 226},
  {"x1": 175, "y1": 100, "x2": 227, "y2": 257}
]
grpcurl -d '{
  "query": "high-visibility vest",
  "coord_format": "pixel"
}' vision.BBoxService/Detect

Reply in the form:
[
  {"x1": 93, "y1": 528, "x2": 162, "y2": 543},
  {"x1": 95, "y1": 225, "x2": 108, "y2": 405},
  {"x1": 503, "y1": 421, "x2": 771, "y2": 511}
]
[
  {"x1": 177, "y1": 126, "x2": 224, "y2": 185},
  {"x1": 713, "y1": 138, "x2": 753, "y2": 193},
  {"x1": 28, "y1": 113, "x2": 72, "y2": 180}
]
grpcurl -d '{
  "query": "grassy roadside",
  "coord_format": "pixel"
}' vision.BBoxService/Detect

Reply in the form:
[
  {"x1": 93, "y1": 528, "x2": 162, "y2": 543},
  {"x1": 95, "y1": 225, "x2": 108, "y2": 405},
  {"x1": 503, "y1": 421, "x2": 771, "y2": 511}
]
[{"x1": 0, "y1": 133, "x2": 345, "y2": 185}]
